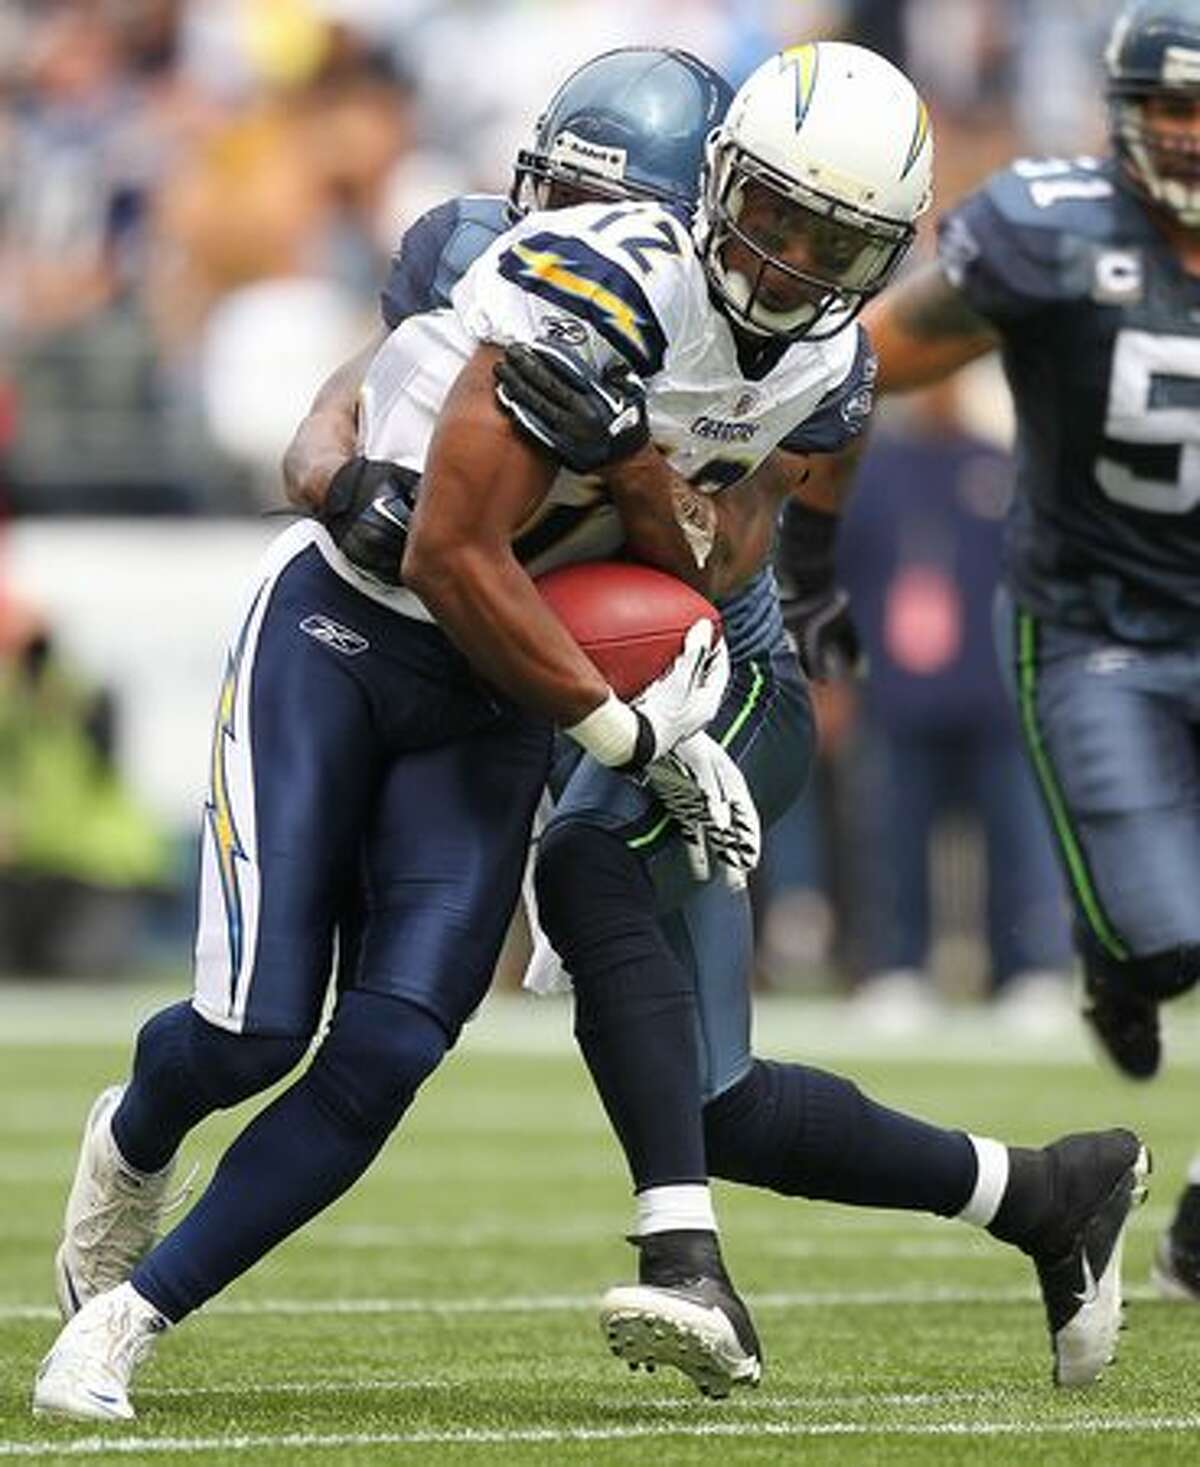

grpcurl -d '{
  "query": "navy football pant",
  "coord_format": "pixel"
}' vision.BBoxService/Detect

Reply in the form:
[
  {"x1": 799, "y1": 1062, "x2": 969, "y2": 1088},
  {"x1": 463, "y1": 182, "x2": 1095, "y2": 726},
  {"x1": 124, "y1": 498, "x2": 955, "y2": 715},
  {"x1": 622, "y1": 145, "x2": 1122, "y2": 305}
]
[
  {"x1": 188, "y1": 531, "x2": 551, "y2": 1038},
  {"x1": 546, "y1": 647, "x2": 812, "y2": 1100},
  {"x1": 538, "y1": 642, "x2": 978, "y2": 1215},
  {"x1": 116, "y1": 527, "x2": 551, "y2": 1318},
  {"x1": 997, "y1": 587, "x2": 1200, "y2": 983}
]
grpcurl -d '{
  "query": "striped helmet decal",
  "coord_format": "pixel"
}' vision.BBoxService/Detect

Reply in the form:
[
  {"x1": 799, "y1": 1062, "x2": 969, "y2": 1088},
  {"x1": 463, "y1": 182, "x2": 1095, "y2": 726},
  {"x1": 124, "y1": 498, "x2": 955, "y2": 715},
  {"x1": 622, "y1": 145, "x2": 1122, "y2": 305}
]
[
  {"x1": 901, "y1": 97, "x2": 931, "y2": 180},
  {"x1": 783, "y1": 43, "x2": 820, "y2": 131}
]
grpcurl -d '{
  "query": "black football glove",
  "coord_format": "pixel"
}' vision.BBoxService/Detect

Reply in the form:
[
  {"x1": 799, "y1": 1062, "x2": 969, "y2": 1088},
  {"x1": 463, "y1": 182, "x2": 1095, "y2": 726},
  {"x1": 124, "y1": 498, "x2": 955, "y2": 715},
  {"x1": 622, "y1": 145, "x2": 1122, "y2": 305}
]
[
  {"x1": 318, "y1": 456, "x2": 416, "y2": 586},
  {"x1": 775, "y1": 499, "x2": 863, "y2": 681},
  {"x1": 493, "y1": 339, "x2": 650, "y2": 474}
]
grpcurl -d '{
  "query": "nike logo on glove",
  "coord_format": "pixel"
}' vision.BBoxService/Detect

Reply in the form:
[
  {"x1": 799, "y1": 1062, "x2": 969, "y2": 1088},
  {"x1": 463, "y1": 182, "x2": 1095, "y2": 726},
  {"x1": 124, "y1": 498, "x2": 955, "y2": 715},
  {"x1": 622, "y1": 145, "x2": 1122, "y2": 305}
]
[{"x1": 370, "y1": 494, "x2": 409, "y2": 530}]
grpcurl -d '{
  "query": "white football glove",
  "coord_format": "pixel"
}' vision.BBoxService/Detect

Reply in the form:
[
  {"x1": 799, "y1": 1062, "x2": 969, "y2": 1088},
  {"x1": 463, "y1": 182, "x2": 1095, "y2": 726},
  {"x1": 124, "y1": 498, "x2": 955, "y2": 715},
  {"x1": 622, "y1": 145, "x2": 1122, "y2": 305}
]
[
  {"x1": 566, "y1": 618, "x2": 729, "y2": 770},
  {"x1": 634, "y1": 618, "x2": 729, "y2": 759},
  {"x1": 646, "y1": 731, "x2": 762, "y2": 889}
]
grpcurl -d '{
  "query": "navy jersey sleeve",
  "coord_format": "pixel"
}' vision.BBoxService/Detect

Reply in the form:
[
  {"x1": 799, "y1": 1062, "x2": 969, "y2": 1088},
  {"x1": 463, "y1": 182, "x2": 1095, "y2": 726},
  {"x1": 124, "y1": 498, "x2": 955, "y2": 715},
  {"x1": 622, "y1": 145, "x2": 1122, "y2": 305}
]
[
  {"x1": 380, "y1": 195, "x2": 511, "y2": 328},
  {"x1": 936, "y1": 163, "x2": 1113, "y2": 327},
  {"x1": 778, "y1": 326, "x2": 876, "y2": 455}
]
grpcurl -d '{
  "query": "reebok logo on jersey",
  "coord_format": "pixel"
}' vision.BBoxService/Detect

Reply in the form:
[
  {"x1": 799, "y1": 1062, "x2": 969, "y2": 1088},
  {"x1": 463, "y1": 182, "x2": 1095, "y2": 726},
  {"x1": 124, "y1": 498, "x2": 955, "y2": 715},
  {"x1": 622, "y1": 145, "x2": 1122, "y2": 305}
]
[
  {"x1": 730, "y1": 390, "x2": 762, "y2": 418},
  {"x1": 939, "y1": 214, "x2": 980, "y2": 288},
  {"x1": 300, "y1": 615, "x2": 369, "y2": 657},
  {"x1": 841, "y1": 387, "x2": 874, "y2": 433},
  {"x1": 541, "y1": 316, "x2": 588, "y2": 347}
]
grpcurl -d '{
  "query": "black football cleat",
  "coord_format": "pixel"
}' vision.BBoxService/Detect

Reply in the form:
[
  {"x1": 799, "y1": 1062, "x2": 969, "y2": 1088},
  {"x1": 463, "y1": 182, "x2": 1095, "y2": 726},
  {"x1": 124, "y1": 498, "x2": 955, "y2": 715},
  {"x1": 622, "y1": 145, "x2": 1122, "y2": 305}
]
[
  {"x1": 600, "y1": 1230, "x2": 762, "y2": 1399},
  {"x1": 1152, "y1": 1183, "x2": 1200, "y2": 1302},
  {"x1": 1081, "y1": 963, "x2": 1160, "y2": 1080},
  {"x1": 1024, "y1": 1130, "x2": 1150, "y2": 1387}
]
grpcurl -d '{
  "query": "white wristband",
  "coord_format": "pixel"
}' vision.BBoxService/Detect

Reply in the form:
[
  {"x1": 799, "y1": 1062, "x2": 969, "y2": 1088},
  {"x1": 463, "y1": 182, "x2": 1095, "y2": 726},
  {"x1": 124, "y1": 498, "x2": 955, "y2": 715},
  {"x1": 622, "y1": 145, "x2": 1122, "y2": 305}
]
[{"x1": 565, "y1": 690, "x2": 640, "y2": 767}]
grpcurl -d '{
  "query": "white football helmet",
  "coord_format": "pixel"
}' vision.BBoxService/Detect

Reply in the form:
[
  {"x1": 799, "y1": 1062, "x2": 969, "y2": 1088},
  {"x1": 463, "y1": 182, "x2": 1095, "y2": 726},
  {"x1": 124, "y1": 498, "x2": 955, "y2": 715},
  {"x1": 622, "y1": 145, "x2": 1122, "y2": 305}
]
[{"x1": 696, "y1": 43, "x2": 933, "y2": 340}]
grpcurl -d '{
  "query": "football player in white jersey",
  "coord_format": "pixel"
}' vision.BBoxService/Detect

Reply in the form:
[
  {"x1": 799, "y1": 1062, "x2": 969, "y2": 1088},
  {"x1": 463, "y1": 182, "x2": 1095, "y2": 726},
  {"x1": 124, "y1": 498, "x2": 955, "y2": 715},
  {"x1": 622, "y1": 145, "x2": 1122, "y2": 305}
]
[{"x1": 33, "y1": 44, "x2": 1146, "y2": 1422}]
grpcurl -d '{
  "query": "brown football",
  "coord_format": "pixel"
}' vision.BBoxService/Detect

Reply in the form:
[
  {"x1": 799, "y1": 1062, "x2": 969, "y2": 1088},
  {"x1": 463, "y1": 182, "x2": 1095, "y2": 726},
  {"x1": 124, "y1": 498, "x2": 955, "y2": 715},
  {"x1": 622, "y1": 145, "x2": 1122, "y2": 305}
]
[{"x1": 536, "y1": 561, "x2": 722, "y2": 699}]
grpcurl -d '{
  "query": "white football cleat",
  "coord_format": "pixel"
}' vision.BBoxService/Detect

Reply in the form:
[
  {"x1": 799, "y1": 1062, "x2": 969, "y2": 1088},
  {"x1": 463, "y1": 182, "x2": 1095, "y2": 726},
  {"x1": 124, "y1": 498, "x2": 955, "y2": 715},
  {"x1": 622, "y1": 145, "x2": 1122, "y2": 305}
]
[
  {"x1": 33, "y1": 1282, "x2": 168, "y2": 1422},
  {"x1": 600, "y1": 1232, "x2": 762, "y2": 1400},
  {"x1": 601, "y1": 1280, "x2": 762, "y2": 1398},
  {"x1": 55, "y1": 1086, "x2": 185, "y2": 1321}
]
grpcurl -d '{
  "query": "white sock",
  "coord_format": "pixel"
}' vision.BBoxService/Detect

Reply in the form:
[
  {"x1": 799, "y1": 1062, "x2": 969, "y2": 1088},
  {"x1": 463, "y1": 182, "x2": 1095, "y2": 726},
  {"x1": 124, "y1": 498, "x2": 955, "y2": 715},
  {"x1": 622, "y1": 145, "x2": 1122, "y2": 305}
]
[
  {"x1": 958, "y1": 1135, "x2": 1010, "y2": 1227},
  {"x1": 110, "y1": 1281, "x2": 170, "y2": 1332},
  {"x1": 634, "y1": 1184, "x2": 717, "y2": 1237}
]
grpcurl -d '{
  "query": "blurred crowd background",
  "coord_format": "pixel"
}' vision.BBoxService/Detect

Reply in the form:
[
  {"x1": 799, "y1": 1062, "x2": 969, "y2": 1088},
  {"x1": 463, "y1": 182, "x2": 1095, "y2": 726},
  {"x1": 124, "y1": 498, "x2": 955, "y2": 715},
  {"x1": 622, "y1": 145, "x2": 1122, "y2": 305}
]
[{"x1": 0, "y1": 0, "x2": 1124, "y2": 1024}]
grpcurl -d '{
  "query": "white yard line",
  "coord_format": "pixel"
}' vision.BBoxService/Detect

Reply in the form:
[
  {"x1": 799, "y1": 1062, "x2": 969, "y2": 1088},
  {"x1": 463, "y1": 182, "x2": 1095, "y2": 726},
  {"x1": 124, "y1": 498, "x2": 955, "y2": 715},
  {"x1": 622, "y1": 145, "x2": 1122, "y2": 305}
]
[
  {"x1": 137, "y1": 1385, "x2": 1003, "y2": 1409},
  {"x1": 4, "y1": 1415, "x2": 1200, "y2": 1457},
  {"x1": 0, "y1": 1279, "x2": 1172, "y2": 1322}
]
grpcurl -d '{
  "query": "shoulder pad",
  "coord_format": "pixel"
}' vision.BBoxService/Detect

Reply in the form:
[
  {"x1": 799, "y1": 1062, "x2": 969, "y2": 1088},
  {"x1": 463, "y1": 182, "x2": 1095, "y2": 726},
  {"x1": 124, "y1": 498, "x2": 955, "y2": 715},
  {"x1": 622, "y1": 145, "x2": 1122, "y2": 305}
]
[
  {"x1": 381, "y1": 194, "x2": 510, "y2": 328},
  {"x1": 938, "y1": 159, "x2": 1135, "y2": 320},
  {"x1": 491, "y1": 201, "x2": 695, "y2": 376},
  {"x1": 779, "y1": 326, "x2": 876, "y2": 456},
  {"x1": 979, "y1": 157, "x2": 1119, "y2": 239}
]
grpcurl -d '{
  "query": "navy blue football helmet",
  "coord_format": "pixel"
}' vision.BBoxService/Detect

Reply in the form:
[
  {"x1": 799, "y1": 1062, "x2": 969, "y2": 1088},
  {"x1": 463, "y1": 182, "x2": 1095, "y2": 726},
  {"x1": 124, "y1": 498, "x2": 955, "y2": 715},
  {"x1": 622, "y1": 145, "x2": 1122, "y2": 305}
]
[
  {"x1": 510, "y1": 47, "x2": 733, "y2": 217},
  {"x1": 1107, "y1": 0, "x2": 1200, "y2": 222}
]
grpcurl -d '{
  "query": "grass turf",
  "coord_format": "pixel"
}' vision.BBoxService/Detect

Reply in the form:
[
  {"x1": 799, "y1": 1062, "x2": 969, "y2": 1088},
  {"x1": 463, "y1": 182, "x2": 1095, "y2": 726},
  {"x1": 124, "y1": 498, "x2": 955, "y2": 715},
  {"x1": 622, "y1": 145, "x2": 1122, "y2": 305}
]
[{"x1": 3, "y1": 985, "x2": 1200, "y2": 1464}]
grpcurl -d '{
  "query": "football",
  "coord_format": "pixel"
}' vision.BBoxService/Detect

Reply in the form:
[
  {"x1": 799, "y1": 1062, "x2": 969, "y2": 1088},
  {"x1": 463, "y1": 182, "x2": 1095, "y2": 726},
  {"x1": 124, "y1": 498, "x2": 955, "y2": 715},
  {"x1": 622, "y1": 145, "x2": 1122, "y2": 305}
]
[{"x1": 535, "y1": 561, "x2": 722, "y2": 699}]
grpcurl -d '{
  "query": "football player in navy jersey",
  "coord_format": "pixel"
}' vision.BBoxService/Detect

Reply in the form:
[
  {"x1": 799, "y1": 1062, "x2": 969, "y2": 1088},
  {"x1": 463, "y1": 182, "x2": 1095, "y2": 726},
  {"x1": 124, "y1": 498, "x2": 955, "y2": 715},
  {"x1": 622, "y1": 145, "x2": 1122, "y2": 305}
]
[
  {"x1": 781, "y1": 0, "x2": 1200, "y2": 1298},
  {"x1": 33, "y1": 44, "x2": 1147, "y2": 1423}
]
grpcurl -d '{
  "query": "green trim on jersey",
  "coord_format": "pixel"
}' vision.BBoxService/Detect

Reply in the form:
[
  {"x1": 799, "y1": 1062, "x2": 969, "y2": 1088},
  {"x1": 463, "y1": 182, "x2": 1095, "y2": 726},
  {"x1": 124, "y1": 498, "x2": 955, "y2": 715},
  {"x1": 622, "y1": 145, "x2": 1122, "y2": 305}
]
[
  {"x1": 1015, "y1": 610, "x2": 1128, "y2": 960},
  {"x1": 627, "y1": 660, "x2": 766, "y2": 854}
]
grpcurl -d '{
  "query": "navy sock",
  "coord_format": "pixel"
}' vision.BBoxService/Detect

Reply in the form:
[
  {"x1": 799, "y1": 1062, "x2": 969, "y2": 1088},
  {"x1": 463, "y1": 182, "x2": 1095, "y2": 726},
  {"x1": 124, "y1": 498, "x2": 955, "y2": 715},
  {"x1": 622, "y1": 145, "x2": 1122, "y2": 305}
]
[
  {"x1": 536, "y1": 823, "x2": 706, "y2": 1190},
  {"x1": 132, "y1": 992, "x2": 447, "y2": 1321},
  {"x1": 704, "y1": 1059, "x2": 976, "y2": 1216},
  {"x1": 113, "y1": 1002, "x2": 308, "y2": 1174}
]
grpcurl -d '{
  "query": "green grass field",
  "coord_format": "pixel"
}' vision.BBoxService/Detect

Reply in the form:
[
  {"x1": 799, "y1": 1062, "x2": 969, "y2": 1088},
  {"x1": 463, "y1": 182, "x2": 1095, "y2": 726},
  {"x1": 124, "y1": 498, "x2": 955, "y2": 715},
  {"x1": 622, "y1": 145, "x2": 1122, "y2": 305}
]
[{"x1": 4, "y1": 983, "x2": 1200, "y2": 1465}]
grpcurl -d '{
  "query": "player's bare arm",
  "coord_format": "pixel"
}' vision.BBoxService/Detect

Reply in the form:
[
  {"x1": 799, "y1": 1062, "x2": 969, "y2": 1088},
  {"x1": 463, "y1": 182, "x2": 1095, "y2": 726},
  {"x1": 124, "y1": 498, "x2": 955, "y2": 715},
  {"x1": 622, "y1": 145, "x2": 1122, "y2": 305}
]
[
  {"x1": 865, "y1": 261, "x2": 1000, "y2": 394},
  {"x1": 491, "y1": 339, "x2": 790, "y2": 599},
  {"x1": 404, "y1": 346, "x2": 615, "y2": 726},
  {"x1": 789, "y1": 432, "x2": 867, "y2": 515},
  {"x1": 600, "y1": 445, "x2": 787, "y2": 601},
  {"x1": 281, "y1": 327, "x2": 388, "y2": 512}
]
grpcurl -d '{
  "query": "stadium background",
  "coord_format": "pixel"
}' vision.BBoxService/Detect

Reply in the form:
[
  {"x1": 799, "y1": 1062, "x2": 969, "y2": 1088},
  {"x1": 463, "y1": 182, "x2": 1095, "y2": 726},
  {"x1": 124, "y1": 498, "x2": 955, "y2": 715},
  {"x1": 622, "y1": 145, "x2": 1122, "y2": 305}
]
[{"x1": 0, "y1": 0, "x2": 1125, "y2": 1012}]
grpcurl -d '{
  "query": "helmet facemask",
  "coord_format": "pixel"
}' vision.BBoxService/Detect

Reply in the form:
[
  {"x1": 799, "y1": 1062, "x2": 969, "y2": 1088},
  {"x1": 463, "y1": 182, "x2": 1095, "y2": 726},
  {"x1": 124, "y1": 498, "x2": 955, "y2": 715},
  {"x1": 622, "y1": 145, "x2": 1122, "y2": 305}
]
[
  {"x1": 1111, "y1": 90, "x2": 1200, "y2": 226},
  {"x1": 698, "y1": 138, "x2": 916, "y2": 341}
]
